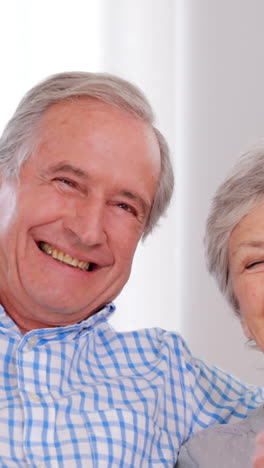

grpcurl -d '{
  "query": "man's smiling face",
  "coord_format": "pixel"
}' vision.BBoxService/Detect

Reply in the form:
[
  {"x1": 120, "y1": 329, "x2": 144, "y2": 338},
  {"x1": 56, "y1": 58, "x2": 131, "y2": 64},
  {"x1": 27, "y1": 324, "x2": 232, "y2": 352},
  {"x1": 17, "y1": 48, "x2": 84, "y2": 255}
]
[{"x1": 0, "y1": 99, "x2": 161, "y2": 332}]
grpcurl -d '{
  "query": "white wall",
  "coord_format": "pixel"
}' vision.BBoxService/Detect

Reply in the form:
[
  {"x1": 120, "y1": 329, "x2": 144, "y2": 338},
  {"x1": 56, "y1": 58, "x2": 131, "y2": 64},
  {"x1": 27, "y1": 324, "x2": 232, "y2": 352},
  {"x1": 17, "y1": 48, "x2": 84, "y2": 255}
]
[
  {"x1": 0, "y1": 0, "x2": 105, "y2": 130},
  {"x1": 175, "y1": 0, "x2": 264, "y2": 386}
]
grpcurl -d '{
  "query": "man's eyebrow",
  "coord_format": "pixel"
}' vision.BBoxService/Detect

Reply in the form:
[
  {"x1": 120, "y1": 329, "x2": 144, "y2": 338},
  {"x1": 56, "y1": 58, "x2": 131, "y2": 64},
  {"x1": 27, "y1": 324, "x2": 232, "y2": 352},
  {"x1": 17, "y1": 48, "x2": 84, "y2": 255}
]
[{"x1": 42, "y1": 162, "x2": 88, "y2": 178}]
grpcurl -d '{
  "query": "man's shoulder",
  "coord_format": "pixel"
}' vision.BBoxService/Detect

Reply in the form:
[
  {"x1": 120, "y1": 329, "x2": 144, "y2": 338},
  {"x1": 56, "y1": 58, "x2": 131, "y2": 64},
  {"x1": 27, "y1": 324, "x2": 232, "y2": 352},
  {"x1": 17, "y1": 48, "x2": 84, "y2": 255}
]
[
  {"x1": 95, "y1": 324, "x2": 198, "y2": 374},
  {"x1": 99, "y1": 325, "x2": 190, "y2": 355}
]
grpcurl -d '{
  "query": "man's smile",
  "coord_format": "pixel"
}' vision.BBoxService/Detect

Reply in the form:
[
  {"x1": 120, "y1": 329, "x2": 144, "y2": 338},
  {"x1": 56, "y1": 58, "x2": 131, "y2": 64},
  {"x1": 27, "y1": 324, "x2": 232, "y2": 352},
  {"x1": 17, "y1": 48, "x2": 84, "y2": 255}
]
[{"x1": 38, "y1": 241, "x2": 93, "y2": 271}]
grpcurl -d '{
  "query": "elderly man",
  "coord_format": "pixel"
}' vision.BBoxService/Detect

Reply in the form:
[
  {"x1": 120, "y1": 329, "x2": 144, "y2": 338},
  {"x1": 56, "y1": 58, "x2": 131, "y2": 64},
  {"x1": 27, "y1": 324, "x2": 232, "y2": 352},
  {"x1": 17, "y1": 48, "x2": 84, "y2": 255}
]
[{"x1": 0, "y1": 72, "x2": 263, "y2": 467}]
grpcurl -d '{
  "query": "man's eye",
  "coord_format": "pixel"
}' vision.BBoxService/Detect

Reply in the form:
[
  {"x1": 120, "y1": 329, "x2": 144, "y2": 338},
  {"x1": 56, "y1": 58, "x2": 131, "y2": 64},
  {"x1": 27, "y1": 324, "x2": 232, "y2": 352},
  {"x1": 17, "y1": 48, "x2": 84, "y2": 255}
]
[
  {"x1": 118, "y1": 203, "x2": 136, "y2": 215},
  {"x1": 246, "y1": 260, "x2": 264, "y2": 269}
]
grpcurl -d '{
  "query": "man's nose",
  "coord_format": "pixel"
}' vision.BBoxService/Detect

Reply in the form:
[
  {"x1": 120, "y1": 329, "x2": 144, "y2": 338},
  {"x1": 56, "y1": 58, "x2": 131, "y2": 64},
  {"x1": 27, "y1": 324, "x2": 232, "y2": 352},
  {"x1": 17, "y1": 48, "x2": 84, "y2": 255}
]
[{"x1": 63, "y1": 198, "x2": 106, "y2": 247}]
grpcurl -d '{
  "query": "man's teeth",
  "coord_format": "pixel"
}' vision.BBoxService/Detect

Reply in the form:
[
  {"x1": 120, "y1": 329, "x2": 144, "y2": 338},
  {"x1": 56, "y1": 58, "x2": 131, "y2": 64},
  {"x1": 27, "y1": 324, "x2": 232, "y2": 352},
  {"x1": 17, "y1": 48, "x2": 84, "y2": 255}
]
[{"x1": 40, "y1": 242, "x2": 90, "y2": 271}]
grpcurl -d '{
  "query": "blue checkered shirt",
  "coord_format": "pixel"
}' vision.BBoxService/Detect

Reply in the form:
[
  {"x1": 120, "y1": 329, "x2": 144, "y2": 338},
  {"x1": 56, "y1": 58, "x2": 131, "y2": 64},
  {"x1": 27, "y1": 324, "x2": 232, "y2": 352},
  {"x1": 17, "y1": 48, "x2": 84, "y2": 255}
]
[{"x1": 0, "y1": 304, "x2": 263, "y2": 467}]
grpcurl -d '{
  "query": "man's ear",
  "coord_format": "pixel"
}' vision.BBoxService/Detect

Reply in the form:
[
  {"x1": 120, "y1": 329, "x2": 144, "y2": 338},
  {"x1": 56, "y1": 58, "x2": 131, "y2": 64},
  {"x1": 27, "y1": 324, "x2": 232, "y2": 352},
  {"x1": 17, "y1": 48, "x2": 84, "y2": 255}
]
[{"x1": 240, "y1": 319, "x2": 252, "y2": 340}]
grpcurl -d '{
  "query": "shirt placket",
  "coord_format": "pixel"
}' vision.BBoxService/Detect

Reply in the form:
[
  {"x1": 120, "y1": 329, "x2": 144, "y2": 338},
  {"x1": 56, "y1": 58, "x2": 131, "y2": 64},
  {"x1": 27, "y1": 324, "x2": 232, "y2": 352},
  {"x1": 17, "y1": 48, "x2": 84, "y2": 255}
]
[{"x1": 16, "y1": 334, "x2": 59, "y2": 468}]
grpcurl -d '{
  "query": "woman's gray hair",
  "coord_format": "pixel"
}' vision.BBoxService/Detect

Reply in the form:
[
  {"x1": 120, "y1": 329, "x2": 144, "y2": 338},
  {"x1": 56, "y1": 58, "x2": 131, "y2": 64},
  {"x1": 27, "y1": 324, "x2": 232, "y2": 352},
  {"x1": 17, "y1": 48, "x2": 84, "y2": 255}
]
[
  {"x1": 0, "y1": 71, "x2": 174, "y2": 236},
  {"x1": 205, "y1": 146, "x2": 264, "y2": 315}
]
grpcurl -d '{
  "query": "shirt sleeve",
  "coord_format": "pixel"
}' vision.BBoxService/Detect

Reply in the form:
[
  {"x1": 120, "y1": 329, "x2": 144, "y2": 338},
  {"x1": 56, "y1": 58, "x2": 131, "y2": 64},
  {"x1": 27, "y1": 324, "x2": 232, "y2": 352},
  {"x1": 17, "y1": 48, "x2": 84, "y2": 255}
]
[{"x1": 167, "y1": 331, "x2": 264, "y2": 442}]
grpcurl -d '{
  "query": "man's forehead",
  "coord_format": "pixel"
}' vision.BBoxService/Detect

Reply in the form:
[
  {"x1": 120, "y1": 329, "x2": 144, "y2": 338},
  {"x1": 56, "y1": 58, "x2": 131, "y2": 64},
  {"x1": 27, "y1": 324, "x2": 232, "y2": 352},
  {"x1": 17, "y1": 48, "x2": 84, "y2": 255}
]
[
  {"x1": 34, "y1": 97, "x2": 161, "y2": 183},
  {"x1": 36, "y1": 97, "x2": 160, "y2": 161}
]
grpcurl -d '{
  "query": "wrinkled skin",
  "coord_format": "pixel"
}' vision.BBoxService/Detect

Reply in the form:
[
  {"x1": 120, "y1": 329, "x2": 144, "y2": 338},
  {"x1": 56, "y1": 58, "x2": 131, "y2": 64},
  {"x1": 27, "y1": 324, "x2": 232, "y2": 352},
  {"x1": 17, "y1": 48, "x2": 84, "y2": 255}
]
[{"x1": 0, "y1": 98, "x2": 161, "y2": 333}]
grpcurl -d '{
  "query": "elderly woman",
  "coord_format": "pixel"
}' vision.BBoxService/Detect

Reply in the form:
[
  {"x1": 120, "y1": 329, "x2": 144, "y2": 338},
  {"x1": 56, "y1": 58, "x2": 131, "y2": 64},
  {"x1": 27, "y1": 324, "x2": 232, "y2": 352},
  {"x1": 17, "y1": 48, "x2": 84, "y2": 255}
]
[{"x1": 177, "y1": 147, "x2": 264, "y2": 467}]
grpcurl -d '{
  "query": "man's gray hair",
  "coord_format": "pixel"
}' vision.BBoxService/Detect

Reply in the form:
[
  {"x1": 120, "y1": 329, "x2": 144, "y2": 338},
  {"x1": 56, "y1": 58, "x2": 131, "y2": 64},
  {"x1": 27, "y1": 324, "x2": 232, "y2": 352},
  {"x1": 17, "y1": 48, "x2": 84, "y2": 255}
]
[
  {"x1": 205, "y1": 146, "x2": 264, "y2": 315},
  {"x1": 0, "y1": 71, "x2": 174, "y2": 236}
]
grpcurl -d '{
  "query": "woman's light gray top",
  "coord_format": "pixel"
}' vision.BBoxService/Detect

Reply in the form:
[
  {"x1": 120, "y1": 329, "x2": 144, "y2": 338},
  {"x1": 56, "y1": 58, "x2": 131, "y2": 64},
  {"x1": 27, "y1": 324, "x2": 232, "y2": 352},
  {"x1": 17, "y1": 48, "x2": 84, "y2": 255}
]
[{"x1": 177, "y1": 405, "x2": 264, "y2": 468}]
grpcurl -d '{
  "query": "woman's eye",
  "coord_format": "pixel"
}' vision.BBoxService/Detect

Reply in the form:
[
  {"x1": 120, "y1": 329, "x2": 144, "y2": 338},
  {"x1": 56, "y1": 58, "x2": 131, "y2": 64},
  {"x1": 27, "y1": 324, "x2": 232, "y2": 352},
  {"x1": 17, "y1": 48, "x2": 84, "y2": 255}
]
[
  {"x1": 54, "y1": 177, "x2": 76, "y2": 188},
  {"x1": 246, "y1": 260, "x2": 264, "y2": 269}
]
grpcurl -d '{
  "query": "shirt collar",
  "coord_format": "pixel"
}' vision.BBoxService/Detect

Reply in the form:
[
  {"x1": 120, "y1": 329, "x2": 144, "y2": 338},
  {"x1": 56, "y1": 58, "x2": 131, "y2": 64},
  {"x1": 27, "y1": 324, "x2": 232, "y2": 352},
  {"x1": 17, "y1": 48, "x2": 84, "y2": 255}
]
[{"x1": 0, "y1": 303, "x2": 115, "y2": 339}]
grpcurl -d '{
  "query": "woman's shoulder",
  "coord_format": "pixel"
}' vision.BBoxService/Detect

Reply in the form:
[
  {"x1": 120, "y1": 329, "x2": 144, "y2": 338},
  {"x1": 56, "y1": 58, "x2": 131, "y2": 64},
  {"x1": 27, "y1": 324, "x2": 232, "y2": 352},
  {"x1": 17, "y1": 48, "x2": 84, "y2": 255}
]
[{"x1": 177, "y1": 406, "x2": 264, "y2": 468}]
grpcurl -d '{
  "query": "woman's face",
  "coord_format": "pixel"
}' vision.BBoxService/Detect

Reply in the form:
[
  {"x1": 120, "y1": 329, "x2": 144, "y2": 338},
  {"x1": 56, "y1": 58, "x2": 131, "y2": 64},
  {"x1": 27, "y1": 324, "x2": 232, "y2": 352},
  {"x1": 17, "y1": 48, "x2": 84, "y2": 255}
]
[{"x1": 228, "y1": 201, "x2": 264, "y2": 350}]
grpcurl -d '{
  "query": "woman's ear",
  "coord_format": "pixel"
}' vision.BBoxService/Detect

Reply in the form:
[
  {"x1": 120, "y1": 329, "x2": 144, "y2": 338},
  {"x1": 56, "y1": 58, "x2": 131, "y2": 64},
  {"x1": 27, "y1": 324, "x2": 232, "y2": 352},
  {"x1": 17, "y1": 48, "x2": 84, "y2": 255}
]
[{"x1": 240, "y1": 319, "x2": 252, "y2": 340}]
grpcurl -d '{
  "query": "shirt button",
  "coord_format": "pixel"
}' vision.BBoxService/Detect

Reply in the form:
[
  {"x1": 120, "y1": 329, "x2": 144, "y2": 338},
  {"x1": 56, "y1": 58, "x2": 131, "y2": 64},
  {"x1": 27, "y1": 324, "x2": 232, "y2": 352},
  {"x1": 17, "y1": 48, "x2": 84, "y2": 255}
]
[
  {"x1": 28, "y1": 393, "x2": 41, "y2": 402},
  {"x1": 27, "y1": 335, "x2": 38, "y2": 349}
]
